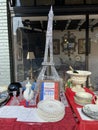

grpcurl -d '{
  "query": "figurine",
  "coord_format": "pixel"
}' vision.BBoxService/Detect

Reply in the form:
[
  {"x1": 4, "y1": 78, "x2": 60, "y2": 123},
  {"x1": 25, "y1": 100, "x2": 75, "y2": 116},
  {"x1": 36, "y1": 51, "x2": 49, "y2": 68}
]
[{"x1": 23, "y1": 80, "x2": 34, "y2": 102}]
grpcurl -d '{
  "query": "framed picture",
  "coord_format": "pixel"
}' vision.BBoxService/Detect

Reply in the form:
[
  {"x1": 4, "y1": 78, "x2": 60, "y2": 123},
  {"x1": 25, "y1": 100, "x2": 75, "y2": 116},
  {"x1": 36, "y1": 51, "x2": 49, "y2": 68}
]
[
  {"x1": 16, "y1": 28, "x2": 22, "y2": 46},
  {"x1": 78, "y1": 39, "x2": 91, "y2": 54},
  {"x1": 17, "y1": 64, "x2": 24, "y2": 81},
  {"x1": 17, "y1": 64, "x2": 24, "y2": 74},
  {"x1": 53, "y1": 39, "x2": 60, "y2": 55},
  {"x1": 17, "y1": 48, "x2": 22, "y2": 61}
]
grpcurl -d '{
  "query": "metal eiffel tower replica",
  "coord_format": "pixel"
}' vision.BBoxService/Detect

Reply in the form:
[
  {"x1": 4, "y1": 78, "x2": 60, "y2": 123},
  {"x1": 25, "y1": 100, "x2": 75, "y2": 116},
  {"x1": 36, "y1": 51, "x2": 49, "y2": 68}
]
[{"x1": 36, "y1": 6, "x2": 63, "y2": 91}]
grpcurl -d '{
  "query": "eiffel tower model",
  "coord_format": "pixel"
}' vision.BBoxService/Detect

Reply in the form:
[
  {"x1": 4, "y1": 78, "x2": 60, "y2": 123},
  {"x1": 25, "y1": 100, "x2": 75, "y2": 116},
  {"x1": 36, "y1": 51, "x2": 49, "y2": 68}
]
[{"x1": 36, "y1": 6, "x2": 63, "y2": 93}]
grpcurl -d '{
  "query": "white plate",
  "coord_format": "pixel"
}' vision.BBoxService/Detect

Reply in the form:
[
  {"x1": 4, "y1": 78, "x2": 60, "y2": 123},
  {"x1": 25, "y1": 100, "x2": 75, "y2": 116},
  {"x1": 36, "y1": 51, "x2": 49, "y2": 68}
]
[
  {"x1": 82, "y1": 104, "x2": 98, "y2": 119},
  {"x1": 0, "y1": 91, "x2": 9, "y2": 104}
]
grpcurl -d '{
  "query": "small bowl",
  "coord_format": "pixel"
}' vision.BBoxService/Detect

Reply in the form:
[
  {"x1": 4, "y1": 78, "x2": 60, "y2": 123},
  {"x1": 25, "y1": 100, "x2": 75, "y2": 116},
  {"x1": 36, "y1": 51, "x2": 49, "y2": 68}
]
[
  {"x1": 74, "y1": 92, "x2": 93, "y2": 105},
  {"x1": 75, "y1": 91, "x2": 93, "y2": 100}
]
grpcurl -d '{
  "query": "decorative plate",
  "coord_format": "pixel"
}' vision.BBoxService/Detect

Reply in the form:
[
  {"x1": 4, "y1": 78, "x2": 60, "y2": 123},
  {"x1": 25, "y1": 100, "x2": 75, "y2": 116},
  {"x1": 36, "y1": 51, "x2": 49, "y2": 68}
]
[
  {"x1": 75, "y1": 55, "x2": 81, "y2": 61},
  {"x1": 0, "y1": 91, "x2": 9, "y2": 104},
  {"x1": 82, "y1": 104, "x2": 98, "y2": 119}
]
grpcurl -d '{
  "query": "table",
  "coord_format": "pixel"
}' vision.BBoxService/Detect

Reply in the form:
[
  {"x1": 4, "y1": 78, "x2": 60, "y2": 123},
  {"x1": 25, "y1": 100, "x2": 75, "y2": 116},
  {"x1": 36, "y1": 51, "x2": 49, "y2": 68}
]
[
  {"x1": 66, "y1": 88, "x2": 98, "y2": 130},
  {"x1": 0, "y1": 99, "x2": 76, "y2": 130}
]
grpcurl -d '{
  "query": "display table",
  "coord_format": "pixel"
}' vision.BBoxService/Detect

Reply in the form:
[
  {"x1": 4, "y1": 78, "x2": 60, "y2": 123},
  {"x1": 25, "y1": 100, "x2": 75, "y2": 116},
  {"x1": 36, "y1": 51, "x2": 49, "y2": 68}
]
[
  {"x1": 0, "y1": 99, "x2": 76, "y2": 130},
  {"x1": 66, "y1": 88, "x2": 98, "y2": 130}
]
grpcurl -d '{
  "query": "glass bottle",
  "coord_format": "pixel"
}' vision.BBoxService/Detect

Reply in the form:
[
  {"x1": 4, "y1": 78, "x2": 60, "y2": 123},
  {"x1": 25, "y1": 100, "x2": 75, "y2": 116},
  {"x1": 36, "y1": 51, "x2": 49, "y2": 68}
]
[{"x1": 10, "y1": 91, "x2": 19, "y2": 105}]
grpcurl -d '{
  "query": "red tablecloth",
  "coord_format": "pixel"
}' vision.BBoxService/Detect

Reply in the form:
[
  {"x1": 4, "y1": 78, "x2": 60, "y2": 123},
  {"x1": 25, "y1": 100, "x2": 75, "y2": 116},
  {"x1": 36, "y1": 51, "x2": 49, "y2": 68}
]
[
  {"x1": 66, "y1": 88, "x2": 98, "y2": 130},
  {"x1": 0, "y1": 97, "x2": 77, "y2": 130},
  {"x1": 0, "y1": 107, "x2": 76, "y2": 130}
]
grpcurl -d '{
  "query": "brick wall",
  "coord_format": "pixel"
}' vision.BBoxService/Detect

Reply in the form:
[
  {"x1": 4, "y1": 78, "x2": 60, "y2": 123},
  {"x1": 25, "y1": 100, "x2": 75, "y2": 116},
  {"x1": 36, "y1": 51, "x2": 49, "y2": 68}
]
[{"x1": 0, "y1": 0, "x2": 11, "y2": 86}]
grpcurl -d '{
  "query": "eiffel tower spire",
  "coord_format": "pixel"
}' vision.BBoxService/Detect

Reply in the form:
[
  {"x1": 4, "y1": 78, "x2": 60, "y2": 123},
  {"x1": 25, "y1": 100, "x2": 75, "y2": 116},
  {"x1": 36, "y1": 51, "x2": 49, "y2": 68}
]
[
  {"x1": 42, "y1": 6, "x2": 54, "y2": 66},
  {"x1": 36, "y1": 6, "x2": 63, "y2": 92}
]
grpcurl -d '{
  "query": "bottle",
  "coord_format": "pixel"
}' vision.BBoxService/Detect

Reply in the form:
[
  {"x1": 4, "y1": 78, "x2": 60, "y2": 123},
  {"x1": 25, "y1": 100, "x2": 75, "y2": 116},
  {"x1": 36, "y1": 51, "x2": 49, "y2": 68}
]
[
  {"x1": 60, "y1": 91, "x2": 69, "y2": 107},
  {"x1": 29, "y1": 81, "x2": 38, "y2": 106},
  {"x1": 10, "y1": 91, "x2": 19, "y2": 106}
]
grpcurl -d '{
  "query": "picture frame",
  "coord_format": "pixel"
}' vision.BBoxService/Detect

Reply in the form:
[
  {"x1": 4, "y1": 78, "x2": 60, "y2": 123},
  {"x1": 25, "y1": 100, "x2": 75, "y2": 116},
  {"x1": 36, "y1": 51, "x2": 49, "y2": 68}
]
[
  {"x1": 16, "y1": 28, "x2": 22, "y2": 46},
  {"x1": 78, "y1": 39, "x2": 91, "y2": 54},
  {"x1": 53, "y1": 39, "x2": 60, "y2": 55},
  {"x1": 17, "y1": 64, "x2": 24, "y2": 81},
  {"x1": 17, "y1": 64, "x2": 24, "y2": 74},
  {"x1": 17, "y1": 48, "x2": 22, "y2": 61}
]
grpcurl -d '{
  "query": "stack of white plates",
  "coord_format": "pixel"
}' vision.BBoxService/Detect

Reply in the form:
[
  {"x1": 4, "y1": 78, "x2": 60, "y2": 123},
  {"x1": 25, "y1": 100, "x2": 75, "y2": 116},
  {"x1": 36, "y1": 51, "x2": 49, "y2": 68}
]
[
  {"x1": 74, "y1": 91, "x2": 93, "y2": 106},
  {"x1": 37, "y1": 100, "x2": 65, "y2": 122}
]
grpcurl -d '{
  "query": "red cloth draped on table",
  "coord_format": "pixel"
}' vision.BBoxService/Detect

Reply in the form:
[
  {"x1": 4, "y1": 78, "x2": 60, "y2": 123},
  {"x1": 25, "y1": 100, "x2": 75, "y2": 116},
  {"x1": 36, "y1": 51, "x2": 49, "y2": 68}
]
[
  {"x1": 0, "y1": 107, "x2": 76, "y2": 130},
  {"x1": 66, "y1": 88, "x2": 98, "y2": 130}
]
